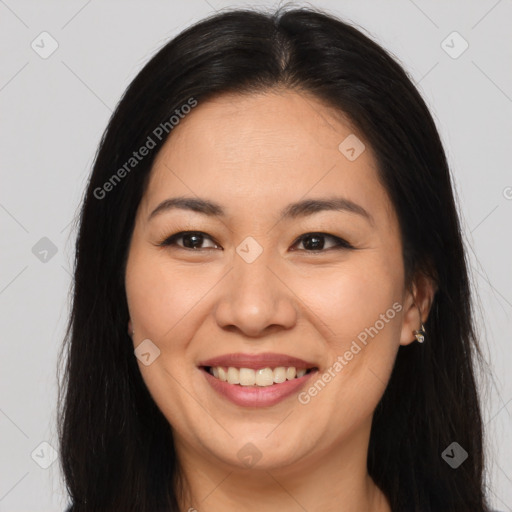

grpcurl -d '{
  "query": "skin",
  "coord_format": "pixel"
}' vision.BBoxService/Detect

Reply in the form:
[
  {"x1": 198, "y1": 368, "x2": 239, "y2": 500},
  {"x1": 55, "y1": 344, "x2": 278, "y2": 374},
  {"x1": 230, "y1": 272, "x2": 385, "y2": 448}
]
[{"x1": 125, "y1": 89, "x2": 435, "y2": 512}]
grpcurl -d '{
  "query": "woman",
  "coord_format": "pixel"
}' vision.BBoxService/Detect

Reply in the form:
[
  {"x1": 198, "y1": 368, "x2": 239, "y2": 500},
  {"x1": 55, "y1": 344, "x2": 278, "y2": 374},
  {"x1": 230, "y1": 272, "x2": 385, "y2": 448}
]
[{"x1": 58, "y1": 6, "x2": 493, "y2": 511}]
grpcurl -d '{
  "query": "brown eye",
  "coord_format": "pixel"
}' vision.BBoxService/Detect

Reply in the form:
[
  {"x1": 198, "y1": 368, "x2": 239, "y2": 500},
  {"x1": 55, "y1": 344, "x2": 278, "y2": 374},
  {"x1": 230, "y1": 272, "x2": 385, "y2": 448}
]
[
  {"x1": 291, "y1": 233, "x2": 354, "y2": 252},
  {"x1": 159, "y1": 231, "x2": 220, "y2": 250}
]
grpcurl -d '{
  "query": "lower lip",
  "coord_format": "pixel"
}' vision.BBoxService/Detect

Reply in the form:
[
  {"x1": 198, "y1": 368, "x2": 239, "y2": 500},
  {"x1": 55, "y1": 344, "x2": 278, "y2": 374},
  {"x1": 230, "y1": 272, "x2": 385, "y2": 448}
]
[{"x1": 201, "y1": 368, "x2": 318, "y2": 407}]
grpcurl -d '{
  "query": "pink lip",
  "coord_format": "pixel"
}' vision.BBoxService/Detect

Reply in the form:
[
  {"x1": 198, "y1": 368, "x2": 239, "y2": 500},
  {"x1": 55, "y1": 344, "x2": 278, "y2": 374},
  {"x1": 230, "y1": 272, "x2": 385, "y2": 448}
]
[
  {"x1": 201, "y1": 367, "x2": 318, "y2": 407},
  {"x1": 198, "y1": 352, "x2": 317, "y2": 370}
]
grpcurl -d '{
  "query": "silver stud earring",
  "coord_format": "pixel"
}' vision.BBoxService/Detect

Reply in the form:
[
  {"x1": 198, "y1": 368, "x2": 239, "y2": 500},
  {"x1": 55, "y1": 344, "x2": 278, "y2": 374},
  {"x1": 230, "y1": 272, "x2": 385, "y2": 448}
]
[
  {"x1": 412, "y1": 303, "x2": 426, "y2": 343},
  {"x1": 413, "y1": 324, "x2": 426, "y2": 343}
]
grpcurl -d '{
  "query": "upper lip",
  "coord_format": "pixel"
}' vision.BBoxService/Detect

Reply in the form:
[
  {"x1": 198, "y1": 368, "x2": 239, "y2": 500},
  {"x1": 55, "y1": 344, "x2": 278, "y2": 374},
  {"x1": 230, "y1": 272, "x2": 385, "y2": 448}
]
[{"x1": 198, "y1": 352, "x2": 318, "y2": 369}]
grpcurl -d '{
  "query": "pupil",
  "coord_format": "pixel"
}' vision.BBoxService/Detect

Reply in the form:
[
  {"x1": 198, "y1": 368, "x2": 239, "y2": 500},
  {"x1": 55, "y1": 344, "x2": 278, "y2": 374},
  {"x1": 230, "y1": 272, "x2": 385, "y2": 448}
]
[
  {"x1": 184, "y1": 233, "x2": 202, "y2": 249},
  {"x1": 305, "y1": 235, "x2": 324, "y2": 250}
]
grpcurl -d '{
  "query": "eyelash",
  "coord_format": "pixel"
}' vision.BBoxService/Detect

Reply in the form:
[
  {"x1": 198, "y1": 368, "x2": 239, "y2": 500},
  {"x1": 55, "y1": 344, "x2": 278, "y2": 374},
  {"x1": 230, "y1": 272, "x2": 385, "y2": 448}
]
[{"x1": 157, "y1": 231, "x2": 355, "y2": 253}]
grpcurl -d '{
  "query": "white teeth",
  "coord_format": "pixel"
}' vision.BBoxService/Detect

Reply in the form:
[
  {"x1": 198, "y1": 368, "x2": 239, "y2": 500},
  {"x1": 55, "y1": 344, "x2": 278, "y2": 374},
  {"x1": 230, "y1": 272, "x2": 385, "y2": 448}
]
[
  {"x1": 239, "y1": 368, "x2": 256, "y2": 386},
  {"x1": 286, "y1": 367, "x2": 297, "y2": 380},
  {"x1": 208, "y1": 366, "x2": 313, "y2": 385},
  {"x1": 273, "y1": 367, "x2": 287, "y2": 383},
  {"x1": 255, "y1": 368, "x2": 274, "y2": 387},
  {"x1": 227, "y1": 366, "x2": 240, "y2": 384}
]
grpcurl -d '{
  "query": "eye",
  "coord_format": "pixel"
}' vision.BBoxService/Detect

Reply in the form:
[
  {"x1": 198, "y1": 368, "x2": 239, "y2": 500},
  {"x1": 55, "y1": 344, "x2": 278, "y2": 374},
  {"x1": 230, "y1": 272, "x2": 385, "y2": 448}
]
[
  {"x1": 158, "y1": 231, "x2": 220, "y2": 251},
  {"x1": 291, "y1": 232, "x2": 354, "y2": 252}
]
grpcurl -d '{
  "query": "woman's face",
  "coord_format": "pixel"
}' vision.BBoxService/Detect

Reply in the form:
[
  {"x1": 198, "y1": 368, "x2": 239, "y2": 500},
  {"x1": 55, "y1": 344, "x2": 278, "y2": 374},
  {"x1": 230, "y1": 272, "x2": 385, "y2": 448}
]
[{"x1": 125, "y1": 90, "x2": 419, "y2": 472}]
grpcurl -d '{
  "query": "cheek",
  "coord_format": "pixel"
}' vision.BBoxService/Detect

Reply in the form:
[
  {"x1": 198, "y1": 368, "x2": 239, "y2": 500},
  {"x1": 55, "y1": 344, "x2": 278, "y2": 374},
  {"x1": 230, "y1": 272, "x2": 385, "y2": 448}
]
[
  {"x1": 297, "y1": 257, "x2": 403, "y2": 348},
  {"x1": 125, "y1": 245, "x2": 235, "y2": 366},
  {"x1": 294, "y1": 254, "x2": 404, "y2": 417},
  {"x1": 125, "y1": 247, "x2": 206, "y2": 342},
  {"x1": 124, "y1": 246, "x2": 211, "y2": 421}
]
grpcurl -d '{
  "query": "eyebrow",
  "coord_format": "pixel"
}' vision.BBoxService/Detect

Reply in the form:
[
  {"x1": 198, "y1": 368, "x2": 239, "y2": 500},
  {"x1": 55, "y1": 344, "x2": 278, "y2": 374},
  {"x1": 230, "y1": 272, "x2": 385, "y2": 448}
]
[{"x1": 148, "y1": 196, "x2": 374, "y2": 225}]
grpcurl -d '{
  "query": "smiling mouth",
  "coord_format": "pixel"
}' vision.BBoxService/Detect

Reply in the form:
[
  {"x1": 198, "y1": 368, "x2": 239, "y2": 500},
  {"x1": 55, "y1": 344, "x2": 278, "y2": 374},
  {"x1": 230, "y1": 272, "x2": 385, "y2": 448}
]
[{"x1": 202, "y1": 366, "x2": 318, "y2": 386}]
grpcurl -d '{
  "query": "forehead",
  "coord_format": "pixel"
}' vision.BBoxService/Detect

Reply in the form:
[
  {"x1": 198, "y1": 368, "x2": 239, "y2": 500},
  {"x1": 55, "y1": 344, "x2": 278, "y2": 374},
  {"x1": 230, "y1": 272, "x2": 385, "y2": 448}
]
[{"x1": 142, "y1": 90, "x2": 394, "y2": 226}]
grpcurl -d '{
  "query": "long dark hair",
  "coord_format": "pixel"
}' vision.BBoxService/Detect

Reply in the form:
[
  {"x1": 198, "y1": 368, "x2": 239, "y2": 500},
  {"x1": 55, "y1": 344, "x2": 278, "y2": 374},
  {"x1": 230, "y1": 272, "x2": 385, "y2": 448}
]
[{"x1": 58, "y1": 6, "x2": 490, "y2": 511}]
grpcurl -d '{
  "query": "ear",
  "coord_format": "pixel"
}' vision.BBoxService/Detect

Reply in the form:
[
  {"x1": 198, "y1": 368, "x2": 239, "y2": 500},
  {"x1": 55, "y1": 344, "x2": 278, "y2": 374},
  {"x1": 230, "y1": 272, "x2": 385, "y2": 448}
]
[{"x1": 399, "y1": 272, "x2": 437, "y2": 346}]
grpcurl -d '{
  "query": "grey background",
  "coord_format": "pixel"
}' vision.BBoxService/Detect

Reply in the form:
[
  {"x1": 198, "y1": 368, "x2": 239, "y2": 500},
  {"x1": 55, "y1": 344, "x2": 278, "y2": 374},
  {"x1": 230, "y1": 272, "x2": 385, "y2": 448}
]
[{"x1": 0, "y1": 0, "x2": 511, "y2": 510}]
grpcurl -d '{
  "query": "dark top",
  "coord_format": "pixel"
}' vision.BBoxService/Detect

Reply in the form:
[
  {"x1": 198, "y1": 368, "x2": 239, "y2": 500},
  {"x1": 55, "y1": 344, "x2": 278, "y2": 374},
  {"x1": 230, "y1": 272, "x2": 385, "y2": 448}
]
[{"x1": 64, "y1": 503, "x2": 503, "y2": 511}]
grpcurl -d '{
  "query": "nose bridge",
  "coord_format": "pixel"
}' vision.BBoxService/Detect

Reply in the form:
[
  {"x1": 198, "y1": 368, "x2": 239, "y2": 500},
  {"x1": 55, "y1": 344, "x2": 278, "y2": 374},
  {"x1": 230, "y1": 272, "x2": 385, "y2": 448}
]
[{"x1": 213, "y1": 237, "x2": 297, "y2": 336}]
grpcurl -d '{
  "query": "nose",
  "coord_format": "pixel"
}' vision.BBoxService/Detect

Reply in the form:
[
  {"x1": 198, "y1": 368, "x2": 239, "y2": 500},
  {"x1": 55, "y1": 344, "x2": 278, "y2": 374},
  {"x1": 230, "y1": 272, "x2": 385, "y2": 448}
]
[{"x1": 213, "y1": 250, "x2": 298, "y2": 338}]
